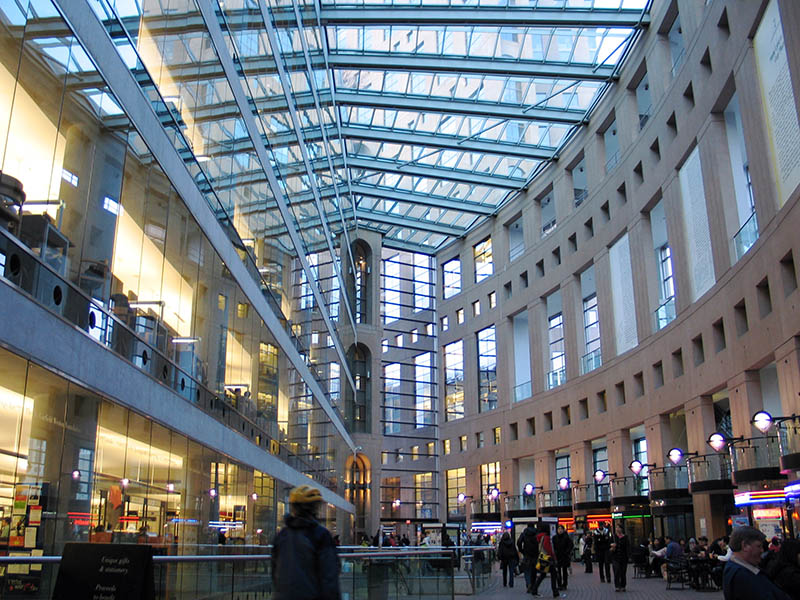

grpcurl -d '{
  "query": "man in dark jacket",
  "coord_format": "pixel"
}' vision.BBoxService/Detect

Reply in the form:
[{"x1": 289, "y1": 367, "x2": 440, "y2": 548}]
[
  {"x1": 553, "y1": 524, "x2": 573, "y2": 590},
  {"x1": 723, "y1": 526, "x2": 789, "y2": 600},
  {"x1": 594, "y1": 522, "x2": 612, "y2": 583},
  {"x1": 271, "y1": 485, "x2": 341, "y2": 600},
  {"x1": 517, "y1": 522, "x2": 539, "y2": 592}
]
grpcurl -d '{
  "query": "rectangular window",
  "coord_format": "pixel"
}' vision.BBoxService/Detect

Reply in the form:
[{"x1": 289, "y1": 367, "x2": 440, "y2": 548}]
[
  {"x1": 383, "y1": 255, "x2": 401, "y2": 323},
  {"x1": 488, "y1": 291, "x2": 497, "y2": 309},
  {"x1": 476, "y1": 432, "x2": 485, "y2": 448},
  {"x1": 444, "y1": 439, "x2": 451, "y2": 455},
  {"x1": 725, "y1": 94, "x2": 758, "y2": 260},
  {"x1": 412, "y1": 446, "x2": 419, "y2": 460},
  {"x1": 477, "y1": 326, "x2": 498, "y2": 412},
  {"x1": 472, "y1": 300, "x2": 481, "y2": 317},
  {"x1": 383, "y1": 363, "x2": 402, "y2": 434},
  {"x1": 593, "y1": 447, "x2": 609, "y2": 501},
  {"x1": 480, "y1": 461, "x2": 500, "y2": 499},
  {"x1": 441, "y1": 316, "x2": 449, "y2": 331},
  {"x1": 474, "y1": 238, "x2": 494, "y2": 282},
  {"x1": 413, "y1": 253, "x2": 432, "y2": 310},
  {"x1": 604, "y1": 120, "x2": 620, "y2": 171},
  {"x1": 414, "y1": 352, "x2": 433, "y2": 428},
  {"x1": 444, "y1": 340, "x2": 464, "y2": 421},
  {"x1": 582, "y1": 294, "x2": 601, "y2": 373},
  {"x1": 555, "y1": 454, "x2": 571, "y2": 505},
  {"x1": 236, "y1": 302, "x2": 249, "y2": 319},
  {"x1": 414, "y1": 472, "x2": 435, "y2": 518},
  {"x1": 460, "y1": 434, "x2": 467, "y2": 452},
  {"x1": 668, "y1": 15, "x2": 685, "y2": 74},
  {"x1": 447, "y1": 467, "x2": 466, "y2": 517},
  {"x1": 541, "y1": 192, "x2": 556, "y2": 237},
  {"x1": 493, "y1": 426, "x2": 501, "y2": 445},
  {"x1": 218, "y1": 294, "x2": 227, "y2": 311},
  {"x1": 508, "y1": 217, "x2": 525, "y2": 261},
  {"x1": 299, "y1": 254, "x2": 318, "y2": 310},
  {"x1": 547, "y1": 313, "x2": 566, "y2": 389},
  {"x1": 456, "y1": 308, "x2": 465, "y2": 324},
  {"x1": 633, "y1": 437, "x2": 649, "y2": 495},
  {"x1": 571, "y1": 158, "x2": 588, "y2": 206},
  {"x1": 443, "y1": 258, "x2": 461, "y2": 298}
]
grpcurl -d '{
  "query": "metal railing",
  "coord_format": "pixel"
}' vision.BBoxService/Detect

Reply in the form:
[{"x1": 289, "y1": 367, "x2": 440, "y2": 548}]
[
  {"x1": 687, "y1": 453, "x2": 733, "y2": 488},
  {"x1": 648, "y1": 465, "x2": 688, "y2": 493},
  {"x1": 581, "y1": 348, "x2": 602, "y2": 374},
  {"x1": 654, "y1": 296, "x2": 676, "y2": 331},
  {"x1": 605, "y1": 150, "x2": 620, "y2": 172},
  {"x1": 509, "y1": 241, "x2": 525, "y2": 262},
  {"x1": 504, "y1": 494, "x2": 537, "y2": 512},
  {"x1": 574, "y1": 188, "x2": 588, "y2": 207},
  {"x1": 0, "y1": 226, "x2": 333, "y2": 489},
  {"x1": 541, "y1": 218, "x2": 557, "y2": 237},
  {"x1": 513, "y1": 380, "x2": 532, "y2": 402},
  {"x1": 0, "y1": 548, "x2": 457, "y2": 600},
  {"x1": 777, "y1": 418, "x2": 800, "y2": 458},
  {"x1": 610, "y1": 476, "x2": 648, "y2": 500},
  {"x1": 537, "y1": 489, "x2": 571, "y2": 509},
  {"x1": 730, "y1": 436, "x2": 781, "y2": 473},
  {"x1": 733, "y1": 211, "x2": 759, "y2": 260},
  {"x1": 546, "y1": 367, "x2": 566, "y2": 390},
  {"x1": 572, "y1": 483, "x2": 610, "y2": 505}
]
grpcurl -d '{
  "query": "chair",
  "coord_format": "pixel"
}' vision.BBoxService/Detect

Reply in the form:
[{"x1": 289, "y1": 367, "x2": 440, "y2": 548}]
[
  {"x1": 666, "y1": 557, "x2": 690, "y2": 590},
  {"x1": 631, "y1": 548, "x2": 649, "y2": 578}
]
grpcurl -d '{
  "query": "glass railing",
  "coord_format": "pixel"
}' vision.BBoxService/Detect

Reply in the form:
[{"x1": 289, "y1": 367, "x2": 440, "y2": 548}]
[
  {"x1": 509, "y1": 241, "x2": 525, "y2": 262},
  {"x1": 648, "y1": 466, "x2": 688, "y2": 493},
  {"x1": 687, "y1": 453, "x2": 733, "y2": 488},
  {"x1": 546, "y1": 367, "x2": 566, "y2": 390},
  {"x1": 0, "y1": 227, "x2": 331, "y2": 489},
  {"x1": 505, "y1": 494, "x2": 537, "y2": 512},
  {"x1": 777, "y1": 418, "x2": 800, "y2": 458},
  {"x1": 0, "y1": 548, "x2": 457, "y2": 600},
  {"x1": 581, "y1": 349, "x2": 602, "y2": 374},
  {"x1": 513, "y1": 380, "x2": 532, "y2": 402},
  {"x1": 611, "y1": 476, "x2": 648, "y2": 500},
  {"x1": 537, "y1": 490, "x2": 572, "y2": 509},
  {"x1": 573, "y1": 484, "x2": 610, "y2": 505},
  {"x1": 654, "y1": 296, "x2": 676, "y2": 331},
  {"x1": 733, "y1": 211, "x2": 759, "y2": 260},
  {"x1": 730, "y1": 436, "x2": 781, "y2": 473}
]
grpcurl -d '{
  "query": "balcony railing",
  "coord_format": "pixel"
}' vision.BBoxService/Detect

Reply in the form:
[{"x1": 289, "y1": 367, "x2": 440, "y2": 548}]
[
  {"x1": 777, "y1": 418, "x2": 800, "y2": 472},
  {"x1": 581, "y1": 348, "x2": 602, "y2": 374},
  {"x1": 730, "y1": 436, "x2": 782, "y2": 484},
  {"x1": 638, "y1": 105, "x2": 652, "y2": 129},
  {"x1": 654, "y1": 296, "x2": 676, "y2": 331},
  {"x1": 505, "y1": 494, "x2": 537, "y2": 513},
  {"x1": 686, "y1": 453, "x2": 734, "y2": 493},
  {"x1": 733, "y1": 211, "x2": 759, "y2": 260},
  {"x1": 605, "y1": 150, "x2": 620, "y2": 172},
  {"x1": 573, "y1": 483, "x2": 610, "y2": 506},
  {"x1": 541, "y1": 218, "x2": 557, "y2": 237},
  {"x1": 513, "y1": 380, "x2": 532, "y2": 402},
  {"x1": 470, "y1": 499, "x2": 501, "y2": 515},
  {"x1": 610, "y1": 476, "x2": 649, "y2": 502},
  {"x1": 537, "y1": 490, "x2": 572, "y2": 511},
  {"x1": 546, "y1": 367, "x2": 566, "y2": 390},
  {"x1": 574, "y1": 188, "x2": 588, "y2": 207},
  {"x1": 648, "y1": 466, "x2": 689, "y2": 498}
]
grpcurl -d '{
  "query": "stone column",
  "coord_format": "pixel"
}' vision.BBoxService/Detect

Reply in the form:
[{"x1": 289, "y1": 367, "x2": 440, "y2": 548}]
[
  {"x1": 776, "y1": 337, "x2": 800, "y2": 415},
  {"x1": 529, "y1": 300, "x2": 547, "y2": 395},
  {"x1": 727, "y1": 371, "x2": 763, "y2": 438},
  {"x1": 561, "y1": 275, "x2": 582, "y2": 381},
  {"x1": 644, "y1": 414, "x2": 674, "y2": 469},
  {"x1": 607, "y1": 429, "x2": 633, "y2": 478},
  {"x1": 496, "y1": 316, "x2": 514, "y2": 408},
  {"x1": 570, "y1": 441, "x2": 593, "y2": 485},
  {"x1": 594, "y1": 248, "x2": 616, "y2": 359}
]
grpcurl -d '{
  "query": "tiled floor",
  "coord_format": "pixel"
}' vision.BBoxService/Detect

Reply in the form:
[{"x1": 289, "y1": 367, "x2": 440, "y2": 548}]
[{"x1": 470, "y1": 568, "x2": 722, "y2": 599}]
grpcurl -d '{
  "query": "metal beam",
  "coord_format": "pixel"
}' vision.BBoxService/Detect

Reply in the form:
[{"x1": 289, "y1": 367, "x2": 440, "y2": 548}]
[
  {"x1": 350, "y1": 184, "x2": 494, "y2": 215},
  {"x1": 356, "y1": 210, "x2": 466, "y2": 236},
  {"x1": 346, "y1": 156, "x2": 523, "y2": 189}
]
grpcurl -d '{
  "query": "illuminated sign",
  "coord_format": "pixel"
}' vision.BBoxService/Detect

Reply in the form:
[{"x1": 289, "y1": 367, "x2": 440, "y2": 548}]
[
  {"x1": 734, "y1": 489, "x2": 785, "y2": 506},
  {"x1": 784, "y1": 482, "x2": 800, "y2": 498},
  {"x1": 752, "y1": 508, "x2": 783, "y2": 520}
]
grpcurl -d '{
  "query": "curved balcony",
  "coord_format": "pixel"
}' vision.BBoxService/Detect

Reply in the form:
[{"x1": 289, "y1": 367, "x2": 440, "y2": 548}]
[
  {"x1": 687, "y1": 453, "x2": 735, "y2": 493},
  {"x1": 504, "y1": 494, "x2": 537, "y2": 517},
  {"x1": 537, "y1": 490, "x2": 573, "y2": 516},
  {"x1": 777, "y1": 419, "x2": 800, "y2": 473},
  {"x1": 469, "y1": 499, "x2": 501, "y2": 521},
  {"x1": 730, "y1": 436, "x2": 784, "y2": 485},
  {"x1": 610, "y1": 476, "x2": 649, "y2": 506},
  {"x1": 647, "y1": 466, "x2": 689, "y2": 501},
  {"x1": 572, "y1": 483, "x2": 610, "y2": 511}
]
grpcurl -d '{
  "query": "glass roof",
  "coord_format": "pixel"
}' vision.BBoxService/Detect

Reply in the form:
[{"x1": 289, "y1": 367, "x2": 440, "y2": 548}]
[{"x1": 23, "y1": 0, "x2": 649, "y2": 254}]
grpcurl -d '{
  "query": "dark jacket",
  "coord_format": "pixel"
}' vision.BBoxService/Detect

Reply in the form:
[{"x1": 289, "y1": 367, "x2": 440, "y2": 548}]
[
  {"x1": 553, "y1": 532, "x2": 573, "y2": 564},
  {"x1": 763, "y1": 555, "x2": 800, "y2": 600},
  {"x1": 272, "y1": 514, "x2": 341, "y2": 600},
  {"x1": 517, "y1": 525, "x2": 540, "y2": 558},
  {"x1": 498, "y1": 537, "x2": 519, "y2": 564},
  {"x1": 611, "y1": 534, "x2": 629, "y2": 561},
  {"x1": 594, "y1": 529, "x2": 611, "y2": 555},
  {"x1": 723, "y1": 559, "x2": 791, "y2": 600}
]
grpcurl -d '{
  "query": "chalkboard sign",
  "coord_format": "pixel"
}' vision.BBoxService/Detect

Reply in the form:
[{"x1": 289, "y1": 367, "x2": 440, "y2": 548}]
[{"x1": 52, "y1": 543, "x2": 154, "y2": 600}]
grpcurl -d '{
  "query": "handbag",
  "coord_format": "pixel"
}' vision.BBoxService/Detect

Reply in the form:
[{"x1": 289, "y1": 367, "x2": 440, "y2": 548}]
[{"x1": 535, "y1": 550, "x2": 552, "y2": 573}]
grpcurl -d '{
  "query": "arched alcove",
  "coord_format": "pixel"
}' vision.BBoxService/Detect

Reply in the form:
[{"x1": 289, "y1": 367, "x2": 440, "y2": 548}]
[
  {"x1": 346, "y1": 240, "x2": 372, "y2": 325},
  {"x1": 345, "y1": 452, "x2": 371, "y2": 543},
  {"x1": 344, "y1": 343, "x2": 371, "y2": 433}
]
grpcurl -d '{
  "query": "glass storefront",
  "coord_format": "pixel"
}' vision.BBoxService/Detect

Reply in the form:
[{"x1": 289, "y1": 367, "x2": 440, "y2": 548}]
[{"x1": 0, "y1": 345, "x2": 277, "y2": 558}]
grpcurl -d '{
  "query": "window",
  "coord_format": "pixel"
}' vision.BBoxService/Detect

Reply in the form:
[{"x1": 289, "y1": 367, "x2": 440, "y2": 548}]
[
  {"x1": 382, "y1": 339, "x2": 388, "y2": 353},
  {"x1": 444, "y1": 341, "x2": 465, "y2": 421},
  {"x1": 443, "y1": 439, "x2": 451, "y2": 455},
  {"x1": 383, "y1": 363, "x2": 402, "y2": 434},
  {"x1": 472, "y1": 300, "x2": 481, "y2": 317},
  {"x1": 383, "y1": 255, "x2": 401, "y2": 323},
  {"x1": 236, "y1": 302, "x2": 249, "y2": 319},
  {"x1": 443, "y1": 258, "x2": 461, "y2": 298},
  {"x1": 571, "y1": 158, "x2": 588, "y2": 206},
  {"x1": 447, "y1": 468, "x2": 466, "y2": 517},
  {"x1": 427, "y1": 442, "x2": 434, "y2": 456},
  {"x1": 412, "y1": 446, "x2": 419, "y2": 460},
  {"x1": 481, "y1": 461, "x2": 500, "y2": 501},
  {"x1": 460, "y1": 435, "x2": 467, "y2": 452},
  {"x1": 668, "y1": 15, "x2": 685, "y2": 74},
  {"x1": 411, "y1": 329, "x2": 419, "y2": 343},
  {"x1": 299, "y1": 254, "x2": 318, "y2": 310},
  {"x1": 414, "y1": 472, "x2": 435, "y2": 518},
  {"x1": 477, "y1": 432, "x2": 485, "y2": 448},
  {"x1": 493, "y1": 427, "x2": 501, "y2": 445},
  {"x1": 633, "y1": 438, "x2": 649, "y2": 495},
  {"x1": 508, "y1": 217, "x2": 524, "y2": 261},
  {"x1": 415, "y1": 353, "x2": 433, "y2": 428},
  {"x1": 441, "y1": 316, "x2": 449, "y2": 331},
  {"x1": 395, "y1": 333, "x2": 403, "y2": 347},
  {"x1": 725, "y1": 94, "x2": 758, "y2": 260},
  {"x1": 473, "y1": 238, "x2": 494, "y2": 282},
  {"x1": 488, "y1": 291, "x2": 497, "y2": 309},
  {"x1": 604, "y1": 119, "x2": 620, "y2": 171},
  {"x1": 413, "y1": 253, "x2": 432, "y2": 310},
  {"x1": 658, "y1": 245, "x2": 675, "y2": 302},
  {"x1": 547, "y1": 313, "x2": 566, "y2": 389},
  {"x1": 477, "y1": 326, "x2": 498, "y2": 412},
  {"x1": 541, "y1": 192, "x2": 556, "y2": 236},
  {"x1": 555, "y1": 454, "x2": 571, "y2": 504},
  {"x1": 218, "y1": 294, "x2": 227, "y2": 311},
  {"x1": 583, "y1": 294, "x2": 601, "y2": 373},
  {"x1": 636, "y1": 73, "x2": 652, "y2": 128},
  {"x1": 593, "y1": 447, "x2": 609, "y2": 501},
  {"x1": 456, "y1": 308, "x2": 465, "y2": 324}
]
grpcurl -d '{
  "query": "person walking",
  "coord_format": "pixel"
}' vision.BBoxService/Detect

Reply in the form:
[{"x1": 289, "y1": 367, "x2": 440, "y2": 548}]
[
  {"x1": 610, "y1": 524, "x2": 630, "y2": 592},
  {"x1": 722, "y1": 526, "x2": 790, "y2": 600},
  {"x1": 531, "y1": 523, "x2": 561, "y2": 598},
  {"x1": 497, "y1": 531, "x2": 519, "y2": 588},
  {"x1": 517, "y1": 522, "x2": 539, "y2": 592},
  {"x1": 271, "y1": 485, "x2": 341, "y2": 600},
  {"x1": 581, "y1": 532, "x2": 594, "y2": 573},
  {"x1": 594, "y1": 522, "x2": 612, "y2": 583},
  {"x1": 553, "y1": 524, "x2": 573, "y2": 590}
]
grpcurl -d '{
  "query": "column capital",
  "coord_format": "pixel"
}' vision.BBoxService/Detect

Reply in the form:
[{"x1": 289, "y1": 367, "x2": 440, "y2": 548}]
[
  {"x1": 684, "y1": 395, "x2": 713, "y2": 413},
  {"x1": 727, "y1": 370, "x2": 761, "y2": 389}
]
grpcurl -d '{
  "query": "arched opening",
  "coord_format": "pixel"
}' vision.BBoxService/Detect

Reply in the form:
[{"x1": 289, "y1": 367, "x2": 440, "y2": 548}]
[
  {"x1": 345, "y1": 343, "x2": 371, "y2": 433},
  {"x1": 346, "y1": 240, "x2": 372, "y2": 325},
  {"x1": 345, "y1": 453, "x2": 371, "y2": 543}
]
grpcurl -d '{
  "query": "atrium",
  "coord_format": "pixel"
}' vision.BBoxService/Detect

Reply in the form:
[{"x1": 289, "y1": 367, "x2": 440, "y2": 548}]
[{"x1": 1, "y1": 0, "x2": 800, "y2": 581}]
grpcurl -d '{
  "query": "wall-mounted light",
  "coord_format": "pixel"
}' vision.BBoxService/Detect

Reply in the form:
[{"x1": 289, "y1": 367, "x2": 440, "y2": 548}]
[
  {"x1": 457, "y1": 493, "x2": 473, "y2": 504},
  {"x1": 121, "y1": 478, "x2": 130, "y2": 487},
  {"x1": 558, "y1": 477, "x2": 570, "y2": 490},
  {"x1": 752, "y1": 410, "x2": 774, "y2": 434},
  {"x1": 594, "y1": 470, "x2": 616, "y2": 484},
  {"x1": 209, "y1": 488, "x2": 217, "y2": 497},
  {"x1": 629, "y1": 460, "x2": 655, "y2": 476},
  {"x1": 523, "y1": 483, "x2": 537, "y2": 496},
  {"x1": 251, "y1": 493, "x2": 258, "y2": 501},
  {"x1": 167, "y1": 483, "x2": 175, "y2": 492},
  {"x1": 488, "y1": 487, "x2": 501, "y2": 501},
  {"x1": 667, "y1": 448, "x2": 698, "y2": 465}
]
